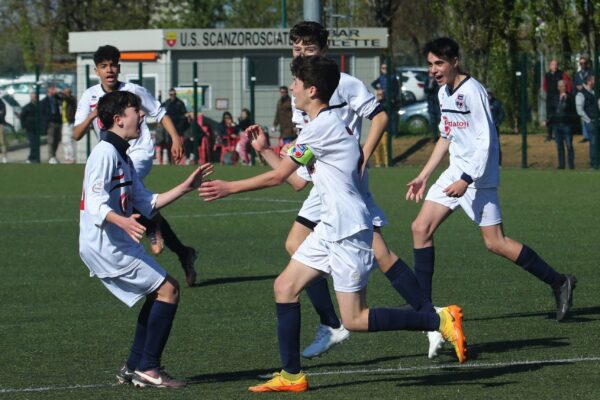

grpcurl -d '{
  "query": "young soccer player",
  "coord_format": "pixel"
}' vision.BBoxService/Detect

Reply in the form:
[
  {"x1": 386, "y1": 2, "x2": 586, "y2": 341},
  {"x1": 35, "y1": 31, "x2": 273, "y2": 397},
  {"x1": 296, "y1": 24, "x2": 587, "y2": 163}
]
[
  {"x1": 199, "y1": 56, "x2": 467, "y2": 393},
  {"x1": 74, "y1": 45, "x2": 199, "y2": 287},
  {"x1": 79, "y1": 91, "x2": 213, "y2": 388},
  {"x1": 251, "y1": 21, "x2": 443, "y2": 359},
  {"x1": 406, "y1": 37, "x2": 577, "y2": 324}
]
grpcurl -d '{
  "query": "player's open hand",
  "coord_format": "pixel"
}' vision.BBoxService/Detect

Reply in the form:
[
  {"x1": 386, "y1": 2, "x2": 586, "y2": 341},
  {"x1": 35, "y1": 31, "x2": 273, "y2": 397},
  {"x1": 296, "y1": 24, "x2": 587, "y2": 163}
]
[
  {"x1": 184, "y1": 163, "x2": 214, "y2": 191},
  {"x1": 443, "y1": 179, "x2": 468, "y2": 198},
  {"x1": 406, "y1": 176, "x2": 427, "y2": 203},
  {"x1": 279, "y1": 143, "x2": 292, "y2": 158},
  {"x1": 198, "y1": 180, "x2": 231, "y2": 201},
  {"x1": 247, "y1": 124, "x2": 270, "y2": 152},
  {"x1": 122, "y1": 213, "x2": 146, "y2": 243}
]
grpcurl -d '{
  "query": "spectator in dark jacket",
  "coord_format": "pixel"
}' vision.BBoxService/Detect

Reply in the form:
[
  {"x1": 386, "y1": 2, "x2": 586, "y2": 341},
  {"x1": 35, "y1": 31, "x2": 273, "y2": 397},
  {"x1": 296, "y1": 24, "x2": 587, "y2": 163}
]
[
  {"x1": 424, "y1": 75, "x2": 440, "y2": 139},
  {"x1": 20, "y1": 93, "x2": 40, "y2": 163},
  {"x1": 39, "y1": 84, "x2": 62, "y2": 164},
  {"x1": 543, "y1": 59, "x2": 572, "y2": 142},
  {"x1": 553, "y1": 80, "x2": 577, "y2": 169}
]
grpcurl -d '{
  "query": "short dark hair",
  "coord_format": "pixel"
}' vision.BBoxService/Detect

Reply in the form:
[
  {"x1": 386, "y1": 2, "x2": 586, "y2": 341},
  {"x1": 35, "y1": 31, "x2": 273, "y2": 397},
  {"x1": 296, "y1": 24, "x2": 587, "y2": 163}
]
[
  {"x1": 290, "y1": 56, "x2": 339, "y2": 103},
  {"x1": 279, "y1": 86, "x2": 288, "y2": 92},
  {"x1": 289, "y1": 21, "x2": 328, "y2": 50},
  {"x1": 97, "y1": 91, "x2": 141, "y2": 130},
  {"x1": 424, "y1": 37, "x2": 460, "y2": 61},
  {"x1": 93, "y1": 45, "x2": 120, "y2": 65}
]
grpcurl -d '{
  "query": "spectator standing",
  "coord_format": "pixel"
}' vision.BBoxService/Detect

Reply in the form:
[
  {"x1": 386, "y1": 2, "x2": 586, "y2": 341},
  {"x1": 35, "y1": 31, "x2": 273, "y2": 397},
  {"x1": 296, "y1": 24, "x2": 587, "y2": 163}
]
[
  {"x1": 272, "y1": 86, "x2": 295, "y2": 144},
  {"x1": 543, "y1": 59, "x2": 572, "y2": 143},
  {"x1": 0, "y1": 96, "x2": 6, "y2": 163},
  {"x1": 574, "y1": 55, "x2": 592, "y2": 143},
  {"x1": 372, "y1": 62, "x2": 400, "y2": 136},
  {"x1": 60, "y1": 87, "x2": 77, "y2": 163},
  {"x1": 575, "y1": 74, "x2": 598, "y2": 167},
  {"x1": 424, "y1": 74, "x2": 441, "y2": 139},
  {"x1": 488, "y1": 90, "x2": 505, "y2": 166},
  {"x1": 20, "y1": 93, "x2": 39, "y2": 163},
  {"x1": 552, "y1": 80, "x2": 576, "y2": 169},
  {"x1": 372, "y1": 88, "x2": 389, "y2": 167},
  {"x1": 39, "y1": 84, "x2": 62, "y2": 164},
  {"x1": 160, "y1": 89, "x2": 189, "y2": 163}
]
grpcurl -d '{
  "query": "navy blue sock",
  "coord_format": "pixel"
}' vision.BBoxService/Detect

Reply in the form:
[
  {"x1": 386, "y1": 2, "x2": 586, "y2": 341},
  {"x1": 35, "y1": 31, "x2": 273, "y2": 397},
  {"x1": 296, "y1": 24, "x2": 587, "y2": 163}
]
[
  {"x1": 276, "y1": 302, "x2": 301, "y2": 374},
  {"x1": 126, "y1": 299, "x2": 153, "y2": 371},
  {"x1": 385, "y1": 258, "x2": 435, "y2": 313},
  {"x1": 515, "y1": 245, "x2": 564, "y2": 288},
  {"x1": 305, "y1": 277, "x2": 341, "y2": 329},
  {"x1": 138, "y1": 300, "x2": 178, "y2": 371},
  {"x1": 414, "y1": 247, "x2": 435, "y2": 302},
  {"x1": 368, "y1": 308, "x2": 439, "y2": 332}
]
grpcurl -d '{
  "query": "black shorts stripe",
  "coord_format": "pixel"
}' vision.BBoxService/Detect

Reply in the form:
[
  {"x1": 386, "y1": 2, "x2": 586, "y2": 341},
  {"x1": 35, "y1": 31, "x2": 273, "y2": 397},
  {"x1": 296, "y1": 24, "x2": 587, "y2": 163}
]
[{"x1": 295, "y1": 215, "x2": 317, "y2": 230}]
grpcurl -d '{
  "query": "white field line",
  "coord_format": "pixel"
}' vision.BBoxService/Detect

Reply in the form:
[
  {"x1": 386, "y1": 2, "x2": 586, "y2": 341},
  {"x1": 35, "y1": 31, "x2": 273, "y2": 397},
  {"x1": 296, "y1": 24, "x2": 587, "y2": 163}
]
[
  {"x1": 1, "y1": 356, "x2": 599, "y2": 394},
  {"x1": 0, "y1": 208, "x2": 300, "y2": 225}
]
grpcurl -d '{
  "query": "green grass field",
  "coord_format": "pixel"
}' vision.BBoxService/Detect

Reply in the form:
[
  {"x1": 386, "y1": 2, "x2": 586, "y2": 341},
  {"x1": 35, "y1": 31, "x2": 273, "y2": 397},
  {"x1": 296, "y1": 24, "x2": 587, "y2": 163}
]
[{"x1": 1, "y1": 164, "x2": 599, "y2": 399}]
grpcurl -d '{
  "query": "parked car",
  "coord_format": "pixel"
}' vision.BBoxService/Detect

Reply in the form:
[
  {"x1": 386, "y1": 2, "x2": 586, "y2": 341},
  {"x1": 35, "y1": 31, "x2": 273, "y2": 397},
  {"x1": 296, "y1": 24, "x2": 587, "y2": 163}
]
[
  {"x1": 397, "y1": 67, "x2": 428, "y2": 103},
  {"x1": 1, "y1": 94, "x2": 22, "y2": 133},
  {"x1": 398, "y1": 100, "x2": 430, "y2": 135}
]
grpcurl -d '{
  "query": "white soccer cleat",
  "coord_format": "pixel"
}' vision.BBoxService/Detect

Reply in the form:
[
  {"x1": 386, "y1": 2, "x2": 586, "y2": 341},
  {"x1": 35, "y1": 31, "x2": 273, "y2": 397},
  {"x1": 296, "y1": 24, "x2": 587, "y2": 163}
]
[
  {"x1": 302, "y1": 324, "x2": 350, "y2": 359},
  {"x1": 427, "y1": 330, "x2": 445, "y2": 359}
]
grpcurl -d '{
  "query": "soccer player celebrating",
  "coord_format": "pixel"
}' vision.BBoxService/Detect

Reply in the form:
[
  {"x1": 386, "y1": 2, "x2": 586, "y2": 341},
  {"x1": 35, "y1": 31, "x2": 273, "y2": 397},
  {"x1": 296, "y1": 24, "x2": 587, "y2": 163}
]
[
  {"x1": 73, "y1": 45, "x2": 199, "y2": 287},
  {"x1": 200, "y1": 56, "x2": 467, "y2": 393},
  {"x1": 250, "y1": 21, "x2": 444, "y2": 360},
  {"x1": 78, "y1": 91, "x2": 213, "y2": 388},
  {"x1": 406, "y1": 37, "x2": 577, "y2": 326}
]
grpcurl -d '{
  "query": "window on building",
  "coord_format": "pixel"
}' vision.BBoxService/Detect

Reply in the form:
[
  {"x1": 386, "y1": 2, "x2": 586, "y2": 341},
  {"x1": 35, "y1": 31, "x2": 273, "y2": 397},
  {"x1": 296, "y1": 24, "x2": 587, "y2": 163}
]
[{"x1": 246, "y1": 55, "x2": 279, "y2": 87}]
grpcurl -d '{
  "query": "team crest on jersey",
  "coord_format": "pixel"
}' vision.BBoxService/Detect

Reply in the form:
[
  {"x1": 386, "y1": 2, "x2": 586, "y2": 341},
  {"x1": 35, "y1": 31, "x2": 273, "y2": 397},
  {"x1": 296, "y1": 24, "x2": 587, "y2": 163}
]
[{"x1": 455, "y1": 94, "x2": 465, "y2": 110}]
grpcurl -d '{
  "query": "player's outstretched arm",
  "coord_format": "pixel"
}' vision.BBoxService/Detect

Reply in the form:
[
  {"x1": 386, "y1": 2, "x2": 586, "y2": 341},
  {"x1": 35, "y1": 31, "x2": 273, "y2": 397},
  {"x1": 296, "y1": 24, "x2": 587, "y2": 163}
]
[
  {"x1": 247, "y1": 124, "x2": 308, "y2": 191},
  {"x1": 361, "y1": 110, "x2": 389, "y2": 172},
  {"x1": 72, "y1": 109, "x2": 97, "y2": 141},
  {"x1": 105, "y1": 212, "x2": 146, "y2": 243},
  {"x1": 406, "y1": 137, "x2": 450, "y2": 202},
  {"x1": 159, "y1": 114, "x2": 184, "y2": 163},
  {"x1": 198, "y1": 156, "x2": 298, "y2": 202},
  {"x1": 155, "y1": 163, "x2": 214, "y2": 209}
]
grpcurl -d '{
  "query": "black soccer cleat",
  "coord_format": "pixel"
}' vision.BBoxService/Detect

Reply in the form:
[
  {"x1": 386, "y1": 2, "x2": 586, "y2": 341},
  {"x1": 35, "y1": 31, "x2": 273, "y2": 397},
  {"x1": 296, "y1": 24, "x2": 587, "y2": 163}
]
[
  {"x1": 553, "y1": 274, "x2": 577, "y2": 322},
  {"x1": 116, "y1": 363, "x2": 135, "y2": 384}
]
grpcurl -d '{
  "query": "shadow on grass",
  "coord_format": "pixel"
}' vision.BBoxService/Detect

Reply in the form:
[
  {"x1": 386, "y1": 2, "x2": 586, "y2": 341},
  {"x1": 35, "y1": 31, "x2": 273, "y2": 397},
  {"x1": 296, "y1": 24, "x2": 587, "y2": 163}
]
[
  {"x1": 190, "y1": 274, "x2": 278, "y2": 288},
  {"x1": 466, "y1": 337, "x2": 569, "y2": 360},
  {"x1": 468, "y1": 305, "x2": 600, "y2": 324},
  {"x1": 392, "y1": 137, "x2": 432, "y2": 165},
  {"x1": 312, "y1": 361, "x2": 570, "y2": 391}
]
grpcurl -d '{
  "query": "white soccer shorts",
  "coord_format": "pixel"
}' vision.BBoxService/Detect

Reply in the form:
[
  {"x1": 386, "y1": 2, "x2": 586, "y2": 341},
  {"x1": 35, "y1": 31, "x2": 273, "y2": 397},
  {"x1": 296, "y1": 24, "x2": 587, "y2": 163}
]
[
  {"x1": 99, "y1": 254, "x2": 167, "y2": 307},
  {"x1": 426, "y1": 171, "x2": 503, "y2": 227},
  {"x1": 297, "y1": 173, "x2": 387, "y2": 227},
  {"x1": 292, "y1": 229, "x2": 375, "y2": 293}
]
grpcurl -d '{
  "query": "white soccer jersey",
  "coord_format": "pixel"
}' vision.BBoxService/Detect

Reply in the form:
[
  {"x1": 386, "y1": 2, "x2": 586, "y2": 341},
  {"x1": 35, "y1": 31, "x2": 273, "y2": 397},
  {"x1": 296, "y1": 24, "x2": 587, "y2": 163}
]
[
  {"x1": 289, "y1": 109, "x2": 371, "y2": 241},
  {"x1": 74, "y1": 82, "x2": 166, "y2": 165},
  {"x1": 79, "y1": 133, "x2": 158, "y2": 278},
  {"x1": 292, "y1": 72, "x2": 381, "y2": 140},
  {"x1": 437, "y1": 76, "x2": 500, "y2": 188}
]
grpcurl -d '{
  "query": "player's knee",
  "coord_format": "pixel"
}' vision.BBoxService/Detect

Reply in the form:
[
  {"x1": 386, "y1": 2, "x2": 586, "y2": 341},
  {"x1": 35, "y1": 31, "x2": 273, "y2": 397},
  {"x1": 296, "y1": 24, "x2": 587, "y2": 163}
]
[
  {"x1": 483, "y1": 237, "x2": 503, "y2": 255},
  {"x1": 273, "y1": 275, "x2": 296, "y2": 302},
  {"x1": 158, "y1": 277, "x2": 180, "y2": 304},
  {"x1": 411, "y1": 219, "x2": 431, "y2": 239},
  {"x1": 340, "y1": 316, "x2": 368, "y2": 332}
]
